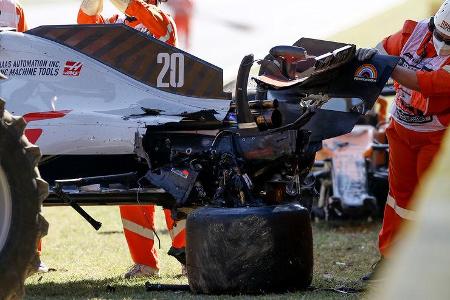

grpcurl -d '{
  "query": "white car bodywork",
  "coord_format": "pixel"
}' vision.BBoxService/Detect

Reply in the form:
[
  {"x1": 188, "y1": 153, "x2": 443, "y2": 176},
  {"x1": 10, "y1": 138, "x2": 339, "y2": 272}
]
[{"x1": 0, "y1": 31, "x2": 230, "y2": 155}]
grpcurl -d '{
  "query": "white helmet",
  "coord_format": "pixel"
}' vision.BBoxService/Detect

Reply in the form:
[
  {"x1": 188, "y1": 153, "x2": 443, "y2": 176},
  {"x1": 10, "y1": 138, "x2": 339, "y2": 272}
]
[{"x1": 433, "y1": 0, "x2": 450, "y2": 55}]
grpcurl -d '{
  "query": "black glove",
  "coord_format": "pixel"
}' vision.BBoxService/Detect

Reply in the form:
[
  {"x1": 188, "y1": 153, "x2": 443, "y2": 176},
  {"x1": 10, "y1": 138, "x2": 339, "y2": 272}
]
[{"x1": 355, "y1": 48, "x2": 379, "y2": 61}]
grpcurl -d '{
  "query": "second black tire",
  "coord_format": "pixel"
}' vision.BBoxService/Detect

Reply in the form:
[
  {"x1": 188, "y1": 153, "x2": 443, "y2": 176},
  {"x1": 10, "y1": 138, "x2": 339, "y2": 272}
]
[{"x1": 186, "y1": 203, "x2": 313, "y2": 294}]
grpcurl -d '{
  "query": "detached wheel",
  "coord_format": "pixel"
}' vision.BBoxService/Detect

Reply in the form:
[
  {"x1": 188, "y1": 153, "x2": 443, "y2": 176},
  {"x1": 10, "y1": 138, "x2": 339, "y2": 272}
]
[
  {"x1": 186, "y1": 203, "x2": 313, "y2": 294},
  {"x1": 0, "y1": 101, "x2": 49, "y2": 300}
]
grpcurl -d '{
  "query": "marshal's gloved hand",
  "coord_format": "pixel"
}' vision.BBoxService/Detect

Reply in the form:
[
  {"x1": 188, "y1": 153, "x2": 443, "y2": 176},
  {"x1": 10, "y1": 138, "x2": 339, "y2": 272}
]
[
  {"x1": 355, "y1": 48, "x2": 379, "y2": 61},
  {"x1": 110, "y1": 0, "x2": 132, "y2": 14},
  {"x1": 80, "y1": 0, "x2": 104, "y2": 16}
]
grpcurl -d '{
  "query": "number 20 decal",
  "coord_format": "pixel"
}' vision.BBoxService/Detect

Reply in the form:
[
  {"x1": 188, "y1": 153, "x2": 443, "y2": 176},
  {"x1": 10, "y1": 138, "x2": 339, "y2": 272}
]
[{"x1": 157, "y1": 53, "x2": 185, "y2": 88}]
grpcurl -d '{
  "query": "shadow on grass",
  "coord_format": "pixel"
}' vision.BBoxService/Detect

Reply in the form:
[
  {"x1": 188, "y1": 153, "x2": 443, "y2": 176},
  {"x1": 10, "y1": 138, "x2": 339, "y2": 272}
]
[
  {"x1": 26, "y1": 280, "x2": 364, "y2": 300},
  {"x1": 26, "y1": 277, "x2": 192, "y2": 299},
  {"x1": 26, "y1": 278, "x2": 366, "y2": 300}
]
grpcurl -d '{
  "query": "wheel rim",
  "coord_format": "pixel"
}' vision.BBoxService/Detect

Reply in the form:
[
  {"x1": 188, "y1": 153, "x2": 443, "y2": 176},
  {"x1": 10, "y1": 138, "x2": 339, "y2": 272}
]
[{"x1": 0, "y1": 164, "x2": 12, "y2": 253}]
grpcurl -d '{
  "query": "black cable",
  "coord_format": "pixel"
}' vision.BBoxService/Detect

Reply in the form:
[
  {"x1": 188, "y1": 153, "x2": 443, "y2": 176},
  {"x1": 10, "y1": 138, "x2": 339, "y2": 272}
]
[{"x1": 268, "y1": 108, "x2": 314, "y2": 133}]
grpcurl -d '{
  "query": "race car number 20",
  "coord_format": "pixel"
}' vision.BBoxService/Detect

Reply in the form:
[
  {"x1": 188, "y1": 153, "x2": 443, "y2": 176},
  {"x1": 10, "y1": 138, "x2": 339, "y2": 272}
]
[{"x1": 157, "y1": 53, "x2": 184, "y2": 88}]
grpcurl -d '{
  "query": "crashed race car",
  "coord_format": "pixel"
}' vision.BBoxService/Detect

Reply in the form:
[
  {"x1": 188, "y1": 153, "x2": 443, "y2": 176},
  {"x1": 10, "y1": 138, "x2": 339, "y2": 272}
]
[
  {"x1": 0, "y1": 24, "x2": 398, "y2": 295},
  {"x1": 312, "y1": 90, "x2": 392, "y2": 220}
]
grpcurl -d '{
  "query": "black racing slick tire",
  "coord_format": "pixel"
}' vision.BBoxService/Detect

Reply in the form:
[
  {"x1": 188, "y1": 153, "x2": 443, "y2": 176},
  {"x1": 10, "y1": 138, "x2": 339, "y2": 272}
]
[
  {"x1": 0, "y1": 101, "x2": 49, "y2": 300},
  {"x1": 186, "y1": 203, "x2": 313, "y2": 294}
]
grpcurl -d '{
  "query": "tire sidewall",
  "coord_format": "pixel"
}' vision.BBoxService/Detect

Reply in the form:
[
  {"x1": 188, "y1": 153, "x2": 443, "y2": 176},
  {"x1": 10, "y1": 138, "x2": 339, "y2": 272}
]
[
  {"x1": 186, "y1": 204, "x2": 313, "y2": 294},
  {"x1": 0, "y1": 118, "x2": 42, "y2": 299}
]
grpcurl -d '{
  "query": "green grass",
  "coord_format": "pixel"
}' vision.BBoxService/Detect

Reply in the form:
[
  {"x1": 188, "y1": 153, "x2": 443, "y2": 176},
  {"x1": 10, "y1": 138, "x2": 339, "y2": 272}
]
[{"x1": 24, "y1": 207, "x2": 381, "y2": 299}]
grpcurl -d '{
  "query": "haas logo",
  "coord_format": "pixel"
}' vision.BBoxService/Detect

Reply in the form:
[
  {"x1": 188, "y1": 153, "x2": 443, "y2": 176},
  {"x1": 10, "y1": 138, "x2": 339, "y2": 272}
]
[{"x1": 63, "y1": 61, "x2": 83, "y2": 76}]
